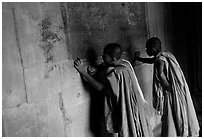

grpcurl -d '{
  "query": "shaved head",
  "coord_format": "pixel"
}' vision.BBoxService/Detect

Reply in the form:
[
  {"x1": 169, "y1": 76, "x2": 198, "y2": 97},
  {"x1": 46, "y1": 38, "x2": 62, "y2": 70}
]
[
  {"x1": 103, "y1": 43, "x2": 122, "y2": 60},
  {"x1": 146, "y1": 37, "x2": 161, "y2": 53}
]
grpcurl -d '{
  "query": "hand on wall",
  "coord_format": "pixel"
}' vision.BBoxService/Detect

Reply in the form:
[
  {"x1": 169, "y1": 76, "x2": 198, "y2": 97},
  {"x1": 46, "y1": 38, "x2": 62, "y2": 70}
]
[{"x1": 74, "y1": 58, "x2": 87, "y2": 75}]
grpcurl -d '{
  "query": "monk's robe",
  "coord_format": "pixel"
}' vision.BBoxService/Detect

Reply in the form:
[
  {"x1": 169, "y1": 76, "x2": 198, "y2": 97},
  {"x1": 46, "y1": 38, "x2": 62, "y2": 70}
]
[
  {"x1": 103, "y1": 59, "x2": 153, "y2": 137},
  {"x1": 153, "y1": 52, "x2": 200, "y2": 137}
]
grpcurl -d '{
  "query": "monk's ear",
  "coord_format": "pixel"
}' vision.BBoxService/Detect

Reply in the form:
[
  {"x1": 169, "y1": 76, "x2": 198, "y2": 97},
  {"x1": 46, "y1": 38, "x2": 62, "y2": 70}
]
[{"x1": 113, "y1": 57, "x2": 117, "y2": 61}]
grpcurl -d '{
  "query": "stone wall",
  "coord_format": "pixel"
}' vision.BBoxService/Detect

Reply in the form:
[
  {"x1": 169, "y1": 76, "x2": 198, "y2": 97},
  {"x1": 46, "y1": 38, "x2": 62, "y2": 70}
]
[{"x1": 2, "y1": 2, "x2": 172, "y2": 136}]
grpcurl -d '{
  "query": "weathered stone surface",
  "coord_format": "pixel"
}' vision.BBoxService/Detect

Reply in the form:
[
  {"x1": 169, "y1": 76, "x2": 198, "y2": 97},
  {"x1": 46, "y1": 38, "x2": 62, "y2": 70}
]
[
  {"x1": 12, "y1": 3, "x2": 68, "y2": 70},
  {"x1": 13, "y1": 3, "x2": 44, "y2": 69},
  {"x1": 36, "y1": 3, "x2": 69, "y2": 64},
  {"x1": 34, "y1": 100, "x2": 49, "y2": 137},
  {"x1": 2, "y1": 104, "x2": 39, "y2": 136},
  {"x1": 64, "y1": 101, "x2": 92, "y2": 136},
  {"x1": 25, "y1": 64, "x2": 61, "y2": 103},
  {"x1": 59, "y1": 61, "x2": 91, "y2": 108},
  {"x1": 2, "y1": 6, "x2": 27, "y2": 109},
  {"x1": 47, "y1": 94, "x2": 65, "y2": 136},
  {"x1": 63, "y1": 2, "x2": 147, "y2": 59}
]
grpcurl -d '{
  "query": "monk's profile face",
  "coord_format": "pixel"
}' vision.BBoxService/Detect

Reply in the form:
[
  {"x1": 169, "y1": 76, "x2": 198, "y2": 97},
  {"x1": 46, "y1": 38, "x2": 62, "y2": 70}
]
[{"x1": 102, "y1": 54, "x2": 114, "y2": 65}]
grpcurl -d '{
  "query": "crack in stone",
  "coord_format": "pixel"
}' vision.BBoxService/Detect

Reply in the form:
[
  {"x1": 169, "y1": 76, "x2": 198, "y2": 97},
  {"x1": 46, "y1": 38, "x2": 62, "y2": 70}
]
[
  {"x1": 12, "y1": 7, "x2": 28, "y2": 103},
  {"x1": 58, "y1": 92, "x2": 68, "y2": 137}
]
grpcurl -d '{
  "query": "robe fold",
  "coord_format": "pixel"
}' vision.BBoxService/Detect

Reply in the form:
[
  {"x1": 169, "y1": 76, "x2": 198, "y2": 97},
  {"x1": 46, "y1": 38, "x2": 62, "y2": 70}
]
[
  {"x1": 104, "y1": 59, "x2": 153, "y2": 137},
  {"x1": 153, "y1": 52, "x2": 200, "y2": 137}
]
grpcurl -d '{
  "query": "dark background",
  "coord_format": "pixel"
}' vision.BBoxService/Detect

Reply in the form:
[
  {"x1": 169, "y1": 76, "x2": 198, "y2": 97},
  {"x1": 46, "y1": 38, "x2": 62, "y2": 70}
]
[{"x1": 171, "y1": 2, "x2": 202, "y2": 136}]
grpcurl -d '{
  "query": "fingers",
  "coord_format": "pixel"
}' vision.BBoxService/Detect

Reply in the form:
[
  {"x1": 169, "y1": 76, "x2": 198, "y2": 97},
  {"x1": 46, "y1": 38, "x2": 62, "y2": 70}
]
[
  {"x1": 74, "y1": 64, "x2": 77, "y2": 69},
  {"x1": 134, "y1": 50, "x2": 140, "y2": 57},
  {"x1": 74, "y1": 58, "x2": 81, "y2": 66}
]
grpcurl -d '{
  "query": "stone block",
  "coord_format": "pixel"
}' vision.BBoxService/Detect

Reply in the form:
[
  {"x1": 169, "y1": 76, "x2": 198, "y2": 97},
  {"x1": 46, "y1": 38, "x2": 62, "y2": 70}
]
[
  {"x1": 47, "y1": 94, "x2": 65, "y2": 136},
  {"x1": 13, "y1": 3, "x2": 45, "y2": 69},
  {"x1": 14, "y1": 124, "x2": 39, "y2": 137},
  {"x1": 25, "y1": 64, "x2": 61, "y2": 103},
  {"x1": 34, "y1": 100, "x2": 49, "y2": 137},
  {"x1": 64, "y1": 102, "x2": 92, "y2": 136},
  {"x1": 12, "y1": 3, "x2": 68, "y2": 69},
  {"x1": 2, "y1": 104, "x2": 39, "y2": 137},
  {"x1": 2, "y1": 7, "x2": 27, "y2": 109},
  {"x1": 58, "y1": 61, "x2": 91, "y2": 108},
  {"x1": 36, "y1": 3, "x2": 70, "y2": 64}
]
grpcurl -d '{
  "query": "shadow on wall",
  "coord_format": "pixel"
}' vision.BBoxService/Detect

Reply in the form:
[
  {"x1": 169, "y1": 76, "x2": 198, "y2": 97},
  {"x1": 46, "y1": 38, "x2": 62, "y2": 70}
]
[
  {"x1": 85, "y1": 41, "x2": 98, "y2": 67},
  {"x1": 80, "y1": 75, "x2": 106, "y2": 136},
  {"x1": 78, "y1": 41, "x2": 107, "y2": 136}
]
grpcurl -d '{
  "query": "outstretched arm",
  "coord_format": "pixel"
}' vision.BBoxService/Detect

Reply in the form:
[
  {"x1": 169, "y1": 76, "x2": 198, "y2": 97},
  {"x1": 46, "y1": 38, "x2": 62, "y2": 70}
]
[
  {"x1": 156, "y1": 60, "x2": 171, "y2": 92},
  {"x1": 134, "y1": 57, "x2": 156, "y2": 64},
  {"x1": 133, "y1": 51, "x2": 156, "y2": 64},
  {"x1": 74, "y1": 58, "x2": 104, "y2": 91}
]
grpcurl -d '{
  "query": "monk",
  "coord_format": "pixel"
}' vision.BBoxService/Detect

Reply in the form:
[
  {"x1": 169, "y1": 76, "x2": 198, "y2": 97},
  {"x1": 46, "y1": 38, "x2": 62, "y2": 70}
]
[
  {"x1": 134, "y1": 37, "x2": 200, "y2": 137},
  {"x1": 74, "y1": 43, "x2": 153, "y2": 137}
]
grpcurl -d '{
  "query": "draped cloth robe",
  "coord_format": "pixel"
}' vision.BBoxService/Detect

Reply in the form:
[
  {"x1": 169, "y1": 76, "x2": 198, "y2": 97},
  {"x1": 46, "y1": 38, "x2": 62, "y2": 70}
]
[
  {"x1": 104, "y1": 59, "x2": 153, "y2": 137},
  {"x1": 153, "y1": 52, "x2": 200, "y2": 137}
]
